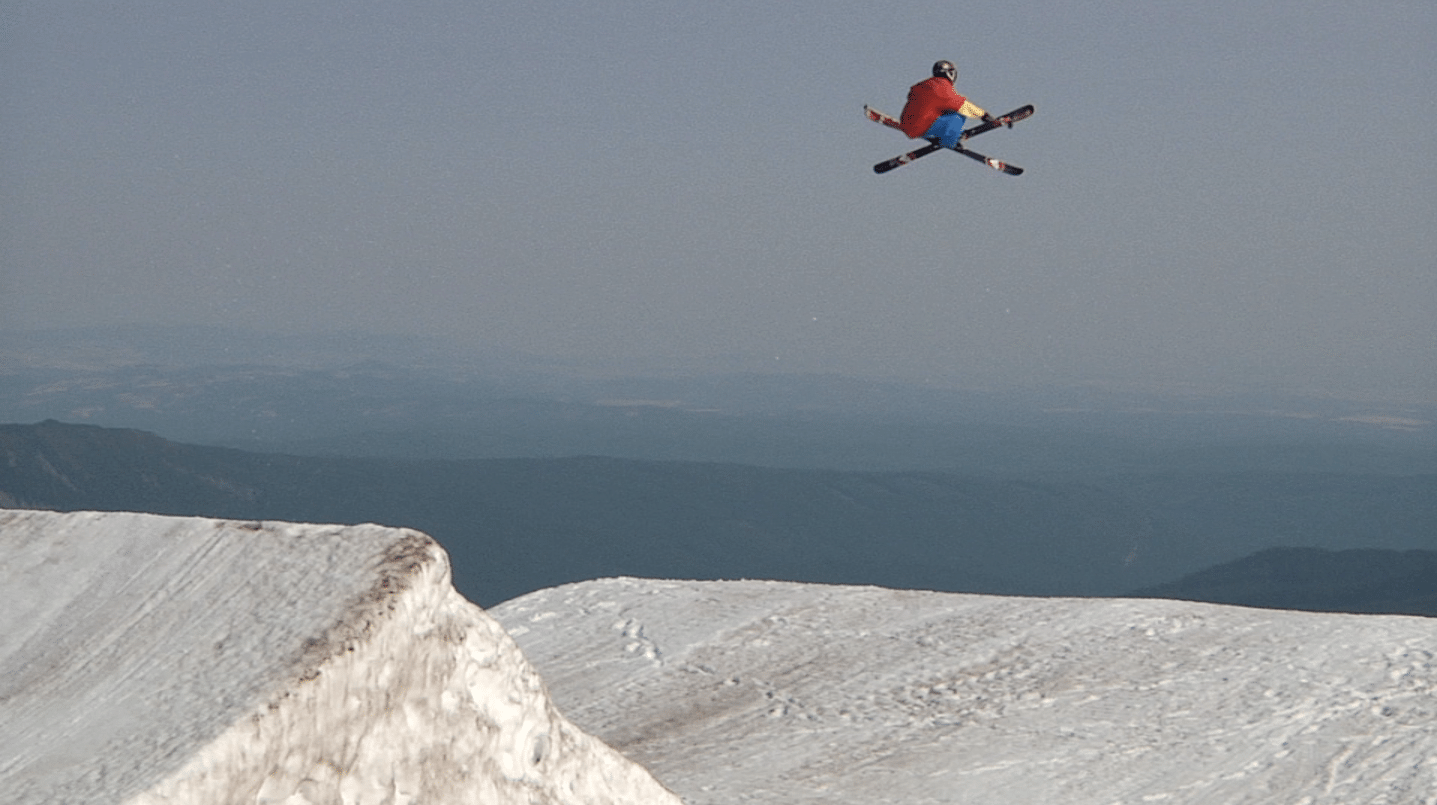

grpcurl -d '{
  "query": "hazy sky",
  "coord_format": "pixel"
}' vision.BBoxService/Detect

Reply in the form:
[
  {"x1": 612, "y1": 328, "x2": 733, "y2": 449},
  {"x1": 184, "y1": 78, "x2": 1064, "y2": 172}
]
[{"x1": 3, "y1": 1, "x2": 1433, "y2": 401}]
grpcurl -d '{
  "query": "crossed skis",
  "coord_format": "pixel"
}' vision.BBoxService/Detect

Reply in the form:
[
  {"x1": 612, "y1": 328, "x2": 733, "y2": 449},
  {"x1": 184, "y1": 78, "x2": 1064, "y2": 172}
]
[{"x1": 865, "y1": 104, "x2": 1033, "y2": 175}]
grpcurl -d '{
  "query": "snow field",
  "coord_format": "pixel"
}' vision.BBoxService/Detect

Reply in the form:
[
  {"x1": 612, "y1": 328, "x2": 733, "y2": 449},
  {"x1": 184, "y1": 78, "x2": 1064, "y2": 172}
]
[
  {"x1": 494, "y1": 578, "x2": 1437, "y2": 805},
  {"x1": 5, "y1": 507, "x2": 1433, "y2": 805}
]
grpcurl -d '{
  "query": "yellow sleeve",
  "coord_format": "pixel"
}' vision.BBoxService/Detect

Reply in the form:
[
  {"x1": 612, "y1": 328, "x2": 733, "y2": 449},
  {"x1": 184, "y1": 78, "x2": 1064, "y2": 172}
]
[{"x1": 958, "y1": 99, "x2": 988, "y2": 119}]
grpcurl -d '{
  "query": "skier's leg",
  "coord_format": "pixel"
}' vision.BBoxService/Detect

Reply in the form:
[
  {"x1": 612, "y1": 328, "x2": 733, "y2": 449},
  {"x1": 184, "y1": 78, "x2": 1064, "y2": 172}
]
[{"x1": 923, "y1": 113, "x2": 969, "y2": 149}]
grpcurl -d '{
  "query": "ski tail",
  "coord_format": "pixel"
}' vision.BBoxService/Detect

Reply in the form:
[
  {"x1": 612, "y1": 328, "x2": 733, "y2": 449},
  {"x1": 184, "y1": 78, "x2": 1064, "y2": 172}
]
[
  {"x1": 952, "y1": 144, "x2": 1023, "y2": 176},
  {"x1": 864, "y1": 105, "x2": 904, "y2": 130}
]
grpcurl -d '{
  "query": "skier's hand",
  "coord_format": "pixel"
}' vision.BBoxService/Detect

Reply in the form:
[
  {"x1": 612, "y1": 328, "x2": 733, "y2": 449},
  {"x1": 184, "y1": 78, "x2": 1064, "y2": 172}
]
[{"x1": 981, "y1": 113, "x2": 996, "y2": 125}]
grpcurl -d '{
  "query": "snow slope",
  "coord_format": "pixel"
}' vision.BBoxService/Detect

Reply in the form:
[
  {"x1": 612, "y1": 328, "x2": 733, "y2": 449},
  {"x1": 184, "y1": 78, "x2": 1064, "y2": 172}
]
[
  {"x1": 494, "y1": 578, "x2": 1437, "y2": 805},
  {"x1": 0, "y1": 510, "x2": 680, "y2": 805}
]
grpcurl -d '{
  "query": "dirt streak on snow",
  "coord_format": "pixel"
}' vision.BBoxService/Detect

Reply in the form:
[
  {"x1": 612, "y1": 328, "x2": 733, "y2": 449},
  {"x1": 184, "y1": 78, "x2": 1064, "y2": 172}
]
[{"x1": 494, "y1": 577, "x2": 1437, "y2": 805}]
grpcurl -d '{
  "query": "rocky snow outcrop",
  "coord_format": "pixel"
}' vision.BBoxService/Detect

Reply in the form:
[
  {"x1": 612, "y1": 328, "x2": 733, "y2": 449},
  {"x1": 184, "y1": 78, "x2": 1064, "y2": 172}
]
[{"x1": 0, "y1": 510, "x2": 679, "y2": 805}]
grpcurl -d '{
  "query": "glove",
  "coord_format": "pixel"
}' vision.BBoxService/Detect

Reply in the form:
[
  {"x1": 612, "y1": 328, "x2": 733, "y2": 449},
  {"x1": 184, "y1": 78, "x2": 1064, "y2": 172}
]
[{"x1": 981, "y1": 113, "x2": 996, "y2": 125}]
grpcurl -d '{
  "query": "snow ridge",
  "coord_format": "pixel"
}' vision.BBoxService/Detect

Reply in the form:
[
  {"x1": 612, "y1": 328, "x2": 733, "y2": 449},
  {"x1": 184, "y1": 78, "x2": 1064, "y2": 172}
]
[{"x1": 0, "y1": 510, "x2": 679, "y2": 805}]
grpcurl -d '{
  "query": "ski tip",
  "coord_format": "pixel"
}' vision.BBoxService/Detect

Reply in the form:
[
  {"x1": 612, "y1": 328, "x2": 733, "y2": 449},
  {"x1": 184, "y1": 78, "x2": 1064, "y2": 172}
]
[{"x1": 866, "y1": 106, "x2": 904, "y2": 129}]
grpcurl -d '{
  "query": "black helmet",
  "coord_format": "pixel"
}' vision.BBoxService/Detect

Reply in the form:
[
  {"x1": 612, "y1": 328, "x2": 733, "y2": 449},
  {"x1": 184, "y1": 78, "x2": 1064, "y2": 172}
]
[{"x1": 932, "y1": 60, "x2": 957, "y2": 83}]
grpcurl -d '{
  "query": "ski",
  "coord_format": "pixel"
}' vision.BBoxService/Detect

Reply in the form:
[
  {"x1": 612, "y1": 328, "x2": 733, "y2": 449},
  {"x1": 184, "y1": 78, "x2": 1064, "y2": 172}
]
[
  {"x1": 957, "y1": 104, "x2": 1034, "y2": 139},
  {"x1": 872, "y1": 141, "x2": 945, "y2": 174},
  {"x1": 865, "y1": 104, "x2": 1033, "y2": 175},
  {"x1": 873, "y1": 139, "x2": 1022, "y2": 175}
]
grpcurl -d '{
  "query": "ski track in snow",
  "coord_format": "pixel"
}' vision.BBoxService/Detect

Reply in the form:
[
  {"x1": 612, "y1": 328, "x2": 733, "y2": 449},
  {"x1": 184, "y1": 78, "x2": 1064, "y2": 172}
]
[{"x1": 494, "y1": 578, "x2": 1437, "y2": 805}]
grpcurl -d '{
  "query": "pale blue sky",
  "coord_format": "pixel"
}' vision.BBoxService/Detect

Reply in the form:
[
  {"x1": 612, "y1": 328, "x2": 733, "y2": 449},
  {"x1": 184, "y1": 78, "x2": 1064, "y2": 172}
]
[{"x1": 3, "y1": 1, "x2": 1433, "y2": 401}]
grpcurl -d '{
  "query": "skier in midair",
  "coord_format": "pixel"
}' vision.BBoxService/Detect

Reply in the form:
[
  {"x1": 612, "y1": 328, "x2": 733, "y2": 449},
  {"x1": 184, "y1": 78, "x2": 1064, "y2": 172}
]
[{"x1": 899, "y1": 61, "x2": 1002, "y2": 149}]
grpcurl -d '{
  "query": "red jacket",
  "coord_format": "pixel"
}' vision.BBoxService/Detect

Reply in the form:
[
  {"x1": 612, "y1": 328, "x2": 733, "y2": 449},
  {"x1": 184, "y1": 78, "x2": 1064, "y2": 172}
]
[{"x1": 899, "y1": 76, "x2": 969, "y2": 139}]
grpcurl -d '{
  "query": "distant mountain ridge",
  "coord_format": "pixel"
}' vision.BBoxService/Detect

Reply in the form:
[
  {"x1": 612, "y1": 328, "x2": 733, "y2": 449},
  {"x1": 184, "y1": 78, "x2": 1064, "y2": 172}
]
[
  {"x1": 4, "y1": 325, "x2": 1432, "y2": 475},
  {"x1": 3, "y1": 420, "x2": 1435, "y2": 612},
  {"x1": 1131, "y1": 546, "x2": 1437, "y2": 616},
  {"x1": 0, "y1": 421, "x2": 1163, "y2": 603}
]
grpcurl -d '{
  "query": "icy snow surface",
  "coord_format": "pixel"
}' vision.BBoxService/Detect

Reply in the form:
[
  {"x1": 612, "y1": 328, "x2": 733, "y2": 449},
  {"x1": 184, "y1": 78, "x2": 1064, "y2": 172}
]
[
  {"x1": 0, "y1": 510, "x2": 680, "y2": 805},
  {"x1": 493, "y1": 577, "x2": 1437, "y2": 805}
]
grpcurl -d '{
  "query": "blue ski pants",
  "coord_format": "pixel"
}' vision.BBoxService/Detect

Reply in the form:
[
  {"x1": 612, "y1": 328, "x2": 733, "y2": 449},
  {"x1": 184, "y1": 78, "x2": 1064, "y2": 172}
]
[{"x1": 923, "y1": 112, "x2": 969, "y2": 149}]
